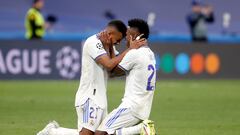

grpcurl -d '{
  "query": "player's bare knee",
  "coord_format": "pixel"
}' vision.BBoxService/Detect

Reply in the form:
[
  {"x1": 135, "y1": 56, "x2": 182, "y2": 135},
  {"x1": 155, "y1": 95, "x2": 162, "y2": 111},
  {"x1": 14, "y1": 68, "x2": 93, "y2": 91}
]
[
  {"x1": 80, "y1": 128, "x2": 94, "y2": 135},
  {"x1": 95, "y1": 130, "x2": 108, "y2": 135}
]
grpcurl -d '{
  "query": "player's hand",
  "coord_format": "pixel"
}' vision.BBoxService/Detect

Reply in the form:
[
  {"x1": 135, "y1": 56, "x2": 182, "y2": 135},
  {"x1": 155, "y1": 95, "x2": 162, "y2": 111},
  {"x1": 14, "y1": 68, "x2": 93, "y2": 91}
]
[
  {"x1": 129, "y1": 35, "x2": 147, "y2": 49},
  {"x1": 99, "y1": 31, "x2": 111, "y2": 48}
]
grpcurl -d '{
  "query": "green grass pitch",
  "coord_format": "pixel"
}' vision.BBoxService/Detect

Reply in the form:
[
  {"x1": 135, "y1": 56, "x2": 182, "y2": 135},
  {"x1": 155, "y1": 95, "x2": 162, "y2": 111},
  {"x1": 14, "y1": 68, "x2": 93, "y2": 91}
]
[{"x1": 0, "y1": 80, "x2": 240, "y2": 135}]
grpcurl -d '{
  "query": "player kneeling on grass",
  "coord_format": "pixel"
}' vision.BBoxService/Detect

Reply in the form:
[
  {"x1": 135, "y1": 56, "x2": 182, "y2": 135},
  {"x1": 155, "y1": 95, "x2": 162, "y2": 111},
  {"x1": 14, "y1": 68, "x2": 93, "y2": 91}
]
[
  {"x1": 95, "y1": 18, "x2": 156, "y2": 135},
  {"x1": 36, "y1": 20, "x2": 147, "y2": 135}
]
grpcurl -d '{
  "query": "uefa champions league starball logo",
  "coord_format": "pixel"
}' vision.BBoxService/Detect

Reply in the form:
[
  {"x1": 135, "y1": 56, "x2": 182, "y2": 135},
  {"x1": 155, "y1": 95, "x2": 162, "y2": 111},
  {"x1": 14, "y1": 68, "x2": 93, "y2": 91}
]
[{"x1": 56, "y1": 46, "x2": 80, "y2": 79}]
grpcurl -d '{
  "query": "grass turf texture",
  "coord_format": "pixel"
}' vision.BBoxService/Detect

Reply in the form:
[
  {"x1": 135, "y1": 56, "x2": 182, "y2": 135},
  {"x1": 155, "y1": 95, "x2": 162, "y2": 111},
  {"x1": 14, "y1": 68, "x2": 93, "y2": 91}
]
[{"x1": 0, "y1": 80, "x2": 240, "y2": 135}]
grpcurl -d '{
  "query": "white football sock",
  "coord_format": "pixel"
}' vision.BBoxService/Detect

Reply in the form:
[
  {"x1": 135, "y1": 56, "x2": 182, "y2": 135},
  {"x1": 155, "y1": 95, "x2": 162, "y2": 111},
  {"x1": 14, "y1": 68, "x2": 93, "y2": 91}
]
[
  {"x1": 116, "y1": 123, "x2": 142, "y2": 135},
  {"x1": 49, "y1": 127, "x2": 79, "y2": 135}
]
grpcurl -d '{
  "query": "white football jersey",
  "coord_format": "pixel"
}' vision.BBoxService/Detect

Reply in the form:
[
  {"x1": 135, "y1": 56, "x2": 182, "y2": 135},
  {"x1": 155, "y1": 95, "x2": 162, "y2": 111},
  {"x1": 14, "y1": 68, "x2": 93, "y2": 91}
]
[
  {"x1": 118, "y1": 46, "x2": 156, "y2": 120},
  {"x1": 75, "y1": 35, "x2": 108, "y2": 109}
]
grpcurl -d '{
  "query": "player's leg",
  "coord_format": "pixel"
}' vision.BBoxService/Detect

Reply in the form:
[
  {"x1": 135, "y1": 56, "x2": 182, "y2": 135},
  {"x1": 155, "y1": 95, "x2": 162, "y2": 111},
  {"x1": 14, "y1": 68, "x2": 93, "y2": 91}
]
[
  {"x1": 115, "y1": 123, "x2": 142, "y2": 135},
  {"x1": 96, "y1": 107, "x2": 141, "y2": 135},
  {"x1": 96, "y1": 124, "x2": 142, "y2": 135},
  {"x1": 76, "y1": 98, "x2": 106, "y2": 135},
  {"x1": 36, "y1": 121, "x2": 93, "y2": 135},
  {"x1": 36, "y1": 121, "x2": 59, "y2": 135},
  {"x1": 94, "y1": 131, "x2": 107, "y2": 135},
  {"x1": 36, "y1": 121, "x2": 79, "y2": 135},
  {"x1": 49, "y1": 127, "x2": 79, "y2": 135},
  {"x1": 36, "y1": 98, "x2": 105, "y2": 135},
  {"x1": 117, "y1": 119, "x2": 156, "y2": 135},
  {"x1": 79, "y1": 128, "x2": 94, "y2": 135},
  {"x1": 96, "y1": 120, "x2": 156, "y2": 135}
]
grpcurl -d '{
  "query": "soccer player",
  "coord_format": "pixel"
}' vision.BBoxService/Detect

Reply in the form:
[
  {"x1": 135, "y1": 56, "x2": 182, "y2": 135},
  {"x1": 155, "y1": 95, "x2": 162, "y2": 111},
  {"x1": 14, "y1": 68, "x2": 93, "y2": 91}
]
[
  {"x1": 36, "y1": 20, "x2": 147, "y2": 135},
  {"x1": 95, "y1": 18, "x2": 156, "y2": 135}
]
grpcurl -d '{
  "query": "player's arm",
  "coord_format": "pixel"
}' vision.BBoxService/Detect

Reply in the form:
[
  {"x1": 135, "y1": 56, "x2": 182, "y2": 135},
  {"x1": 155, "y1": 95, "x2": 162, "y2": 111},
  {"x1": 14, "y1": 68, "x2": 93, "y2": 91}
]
[
  {"x1": 109, "y1": 66, "x2": 126, "y2": 77},
  {"x1": 96, "y1": 48, "x2": 130, "y2": 71},
  {"x1": 108, "y1": 46, "x2": 126, "y2": 77},
  {"x1": 110, "y1": 48, "x2": 137, "y2": 77},
  {"x1": 96, "y1": 37, "x2": 146, "y2": 71},
  {"x1": 107, "y1": 46, "x2": 124, "y2": 77}
]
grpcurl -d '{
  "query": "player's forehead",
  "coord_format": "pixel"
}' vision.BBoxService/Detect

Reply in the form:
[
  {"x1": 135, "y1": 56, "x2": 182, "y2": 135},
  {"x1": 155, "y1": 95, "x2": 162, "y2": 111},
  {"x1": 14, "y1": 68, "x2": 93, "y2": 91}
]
[
  {"x1": 108, "y1": 26, "x2": 122, "y2": 37},
  {"x1": 108, "y1": 26, "x2": 119, "y2": 33}
]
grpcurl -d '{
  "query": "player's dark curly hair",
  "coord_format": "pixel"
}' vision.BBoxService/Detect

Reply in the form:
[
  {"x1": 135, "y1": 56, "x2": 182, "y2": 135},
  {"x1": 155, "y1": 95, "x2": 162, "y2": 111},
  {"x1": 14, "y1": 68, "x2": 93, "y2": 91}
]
[
  {"x1": 128, "y1": 18, "x2": 150, "y2": 39},
  {"x1": 108, "y1": 20, "x2": 127, "y2": 38}
]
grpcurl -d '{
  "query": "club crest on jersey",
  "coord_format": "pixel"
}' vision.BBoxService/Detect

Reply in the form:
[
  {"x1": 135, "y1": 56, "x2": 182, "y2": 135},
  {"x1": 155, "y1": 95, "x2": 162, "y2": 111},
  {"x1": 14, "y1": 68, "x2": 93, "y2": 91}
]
[
  {"x1": 90, "y1": 120, "x2": 95, "y2": 126},
  {"x1": 96, "y1": 43, "x2": 104, "y2": 50}
]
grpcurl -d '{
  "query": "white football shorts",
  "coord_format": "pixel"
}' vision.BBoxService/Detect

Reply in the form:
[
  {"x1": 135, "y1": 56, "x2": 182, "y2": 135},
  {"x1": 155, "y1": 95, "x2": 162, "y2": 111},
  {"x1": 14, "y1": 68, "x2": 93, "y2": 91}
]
[
  {"x1": 76, "y1": 98, "x2": 107, "y2": 132},
  {"x1": 97, "y1": 104, "x2": 141, "y2": 134}
]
